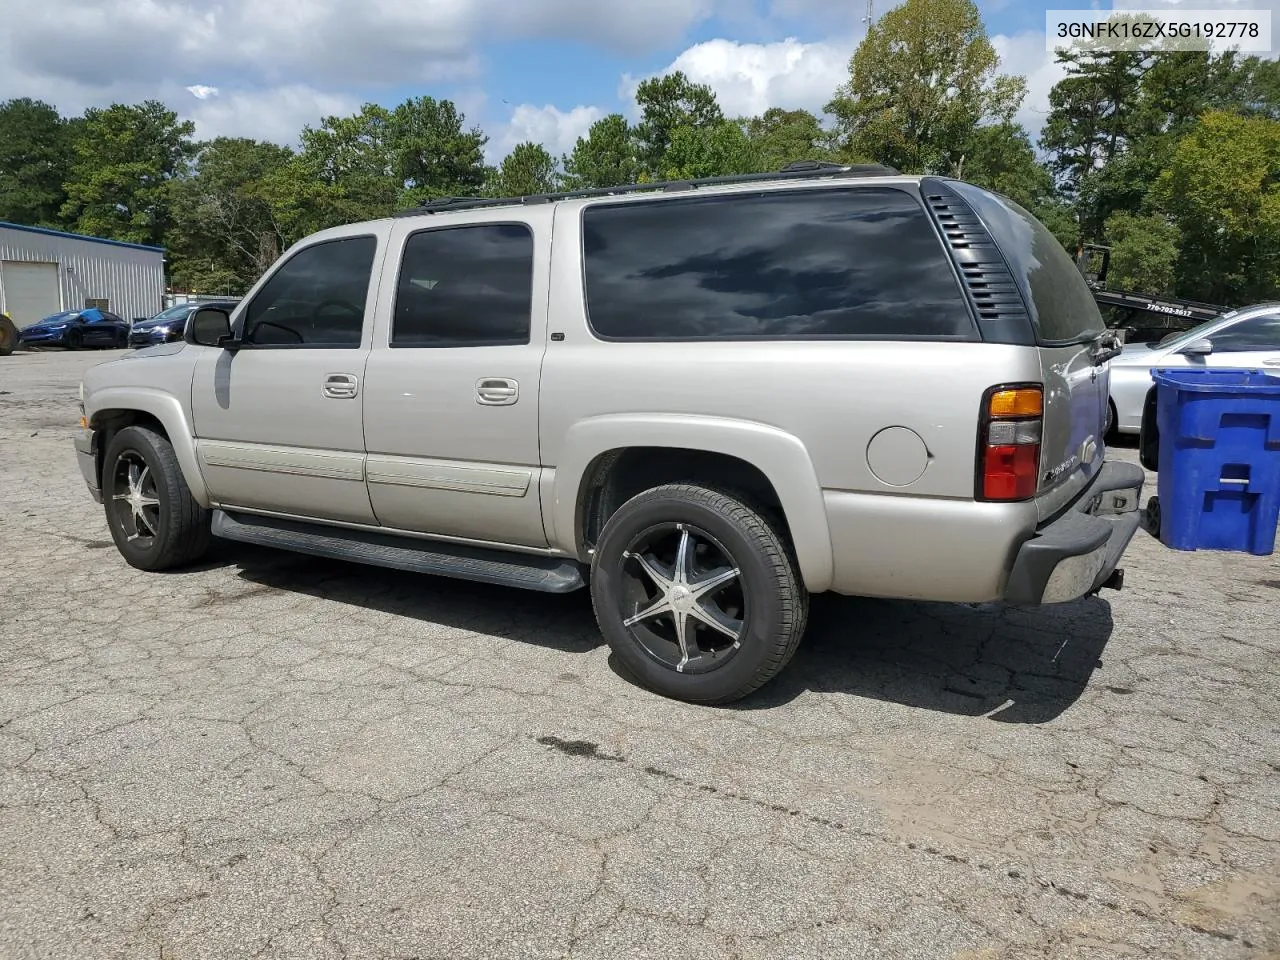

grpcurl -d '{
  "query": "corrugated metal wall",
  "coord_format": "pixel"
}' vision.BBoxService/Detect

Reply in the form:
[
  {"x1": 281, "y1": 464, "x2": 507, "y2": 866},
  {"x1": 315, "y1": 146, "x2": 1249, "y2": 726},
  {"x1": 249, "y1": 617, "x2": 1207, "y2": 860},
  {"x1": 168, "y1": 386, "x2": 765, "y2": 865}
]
[{"x1": 0, "y1": 225, "x2": 165, "y2": 322}]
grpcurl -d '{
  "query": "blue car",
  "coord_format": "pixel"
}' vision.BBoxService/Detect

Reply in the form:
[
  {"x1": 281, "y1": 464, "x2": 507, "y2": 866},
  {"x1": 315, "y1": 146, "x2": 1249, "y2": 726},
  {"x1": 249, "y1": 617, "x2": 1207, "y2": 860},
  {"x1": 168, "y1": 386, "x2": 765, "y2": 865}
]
[
  {"x1": 128, "y1": 300, "x2": 239, "y2": 348},
  {"x1": 17, "y1": 307, "x2": 131, "y2": 350}
]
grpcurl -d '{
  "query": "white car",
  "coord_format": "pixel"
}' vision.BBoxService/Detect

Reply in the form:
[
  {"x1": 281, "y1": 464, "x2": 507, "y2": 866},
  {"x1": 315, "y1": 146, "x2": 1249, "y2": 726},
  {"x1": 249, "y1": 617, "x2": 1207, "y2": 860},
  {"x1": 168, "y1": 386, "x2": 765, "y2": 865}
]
[{"x1": 1108, "y1": 303, "x2": 1280, "y2": 435}]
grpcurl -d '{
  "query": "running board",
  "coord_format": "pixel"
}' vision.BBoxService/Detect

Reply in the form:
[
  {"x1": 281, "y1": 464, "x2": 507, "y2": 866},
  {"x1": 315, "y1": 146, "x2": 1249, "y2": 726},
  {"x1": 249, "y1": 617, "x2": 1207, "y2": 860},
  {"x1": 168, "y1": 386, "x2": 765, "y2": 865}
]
[{"x1": 211, "y1": 510, "x2": 587, "y2": 594}]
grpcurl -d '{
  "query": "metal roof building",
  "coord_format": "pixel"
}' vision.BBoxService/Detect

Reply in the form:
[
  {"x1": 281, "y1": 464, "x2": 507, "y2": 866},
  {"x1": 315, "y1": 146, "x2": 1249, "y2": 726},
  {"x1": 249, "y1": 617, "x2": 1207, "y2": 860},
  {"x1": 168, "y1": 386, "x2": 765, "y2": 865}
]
[{"x1": 0, "y1": 222, "x2": 165, "y2": 325}]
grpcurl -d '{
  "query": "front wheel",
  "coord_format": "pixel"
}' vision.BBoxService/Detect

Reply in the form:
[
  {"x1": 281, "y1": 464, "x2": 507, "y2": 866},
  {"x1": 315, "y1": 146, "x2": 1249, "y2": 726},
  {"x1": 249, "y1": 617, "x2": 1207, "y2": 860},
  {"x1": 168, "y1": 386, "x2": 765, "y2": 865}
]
[
  {"x1": 65, "y1": 329, "x2": 82, "y2": 351},
  {"x1": 590, "y1": 484, "x2": 808, "y2": 705},
  {"x1": 103, "y1": 425, "x2": 211, "y2": 570}
]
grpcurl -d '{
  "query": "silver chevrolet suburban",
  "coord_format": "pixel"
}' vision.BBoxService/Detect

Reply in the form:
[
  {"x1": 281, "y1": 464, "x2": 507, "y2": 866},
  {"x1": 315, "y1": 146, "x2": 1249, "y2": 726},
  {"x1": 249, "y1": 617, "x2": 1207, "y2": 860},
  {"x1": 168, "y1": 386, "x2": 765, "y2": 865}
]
[{"x1": 76, "y1": 163, "x2": 1144, "y2": 704}]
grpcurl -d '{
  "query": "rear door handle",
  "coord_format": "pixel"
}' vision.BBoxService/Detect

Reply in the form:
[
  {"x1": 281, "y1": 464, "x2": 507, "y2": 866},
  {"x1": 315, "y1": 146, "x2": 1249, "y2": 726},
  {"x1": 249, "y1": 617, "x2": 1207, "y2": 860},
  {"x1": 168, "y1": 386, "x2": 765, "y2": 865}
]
[
  {"x1": 476, "y1": 378, "x2": 519, "y2": 405},
  {"x1": 323, "y1": 373, "x2": 359, "y2": 399}
]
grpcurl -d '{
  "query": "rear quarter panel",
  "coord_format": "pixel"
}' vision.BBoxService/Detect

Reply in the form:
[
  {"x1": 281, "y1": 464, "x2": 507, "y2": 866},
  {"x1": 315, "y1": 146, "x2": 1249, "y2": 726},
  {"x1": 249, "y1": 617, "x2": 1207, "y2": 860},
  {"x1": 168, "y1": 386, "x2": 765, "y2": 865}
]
[{"x1": 540, "y1": 196, "x2": 1046, "y2": 597}]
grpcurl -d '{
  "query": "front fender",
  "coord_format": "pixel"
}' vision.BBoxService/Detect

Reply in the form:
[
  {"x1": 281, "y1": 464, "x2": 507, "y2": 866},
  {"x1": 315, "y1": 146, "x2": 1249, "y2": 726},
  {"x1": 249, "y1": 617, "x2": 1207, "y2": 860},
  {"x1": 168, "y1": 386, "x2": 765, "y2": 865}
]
[
  {"x1": 86, "y1": 387, "x2": 210, "y2": 507},
  {"x1": 549, "y1": 414, "x2": 834, "y2": 593}
]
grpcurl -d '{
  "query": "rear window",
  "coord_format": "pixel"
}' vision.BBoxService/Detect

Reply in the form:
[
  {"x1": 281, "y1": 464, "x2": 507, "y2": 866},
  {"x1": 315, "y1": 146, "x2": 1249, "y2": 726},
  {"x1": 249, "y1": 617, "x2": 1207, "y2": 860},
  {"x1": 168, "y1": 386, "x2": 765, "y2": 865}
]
[
  {"x1": 581, "y1": 187, "x2": 974, "y2": 341},
  {"x1": 950, "y1": 182, "x2": 1104, "y2": 344}
]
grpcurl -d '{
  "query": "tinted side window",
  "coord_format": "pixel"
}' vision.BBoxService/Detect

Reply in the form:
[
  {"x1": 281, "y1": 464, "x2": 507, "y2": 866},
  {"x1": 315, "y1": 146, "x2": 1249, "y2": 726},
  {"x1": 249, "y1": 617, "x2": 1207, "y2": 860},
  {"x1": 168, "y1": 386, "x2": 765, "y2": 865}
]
[
  {"x1": 1210, "y1": 314, "x2": 1280, "y2": 352},
  {"x1": 949, "y1": 182, "x2": 1104, "y2": 344},
  {"x1": 243, "y1": 236, "x2": 376, "y2": 347},
  {"x1": 392, "y1": 224, "x2": 533, "y2": 347},
  {"x1": 582, "y1": 188, "x2": 973, "y2": 340}
]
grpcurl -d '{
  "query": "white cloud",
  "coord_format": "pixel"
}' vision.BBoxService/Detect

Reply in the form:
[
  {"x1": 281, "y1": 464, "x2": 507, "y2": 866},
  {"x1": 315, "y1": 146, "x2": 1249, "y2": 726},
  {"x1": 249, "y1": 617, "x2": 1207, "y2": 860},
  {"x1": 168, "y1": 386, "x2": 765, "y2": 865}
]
[
  {"x1": 185, "y1": 84, "x2": 219, "y2": 101},
  {"x1": 492, "y1": 104, "x2": 604, "y2": 162},
  {"x1": 185, "y1": 85, "x2": 363, "y2": 144},
  {"x1": 623, "y1": 36, "x2": 856, "y2": 120},
  {"x1": 991, "y1": 30, "x2": 1068, "y2": 142},
  {"x1": 0, "y1": 0, "x2": 725, "y2": 94}
]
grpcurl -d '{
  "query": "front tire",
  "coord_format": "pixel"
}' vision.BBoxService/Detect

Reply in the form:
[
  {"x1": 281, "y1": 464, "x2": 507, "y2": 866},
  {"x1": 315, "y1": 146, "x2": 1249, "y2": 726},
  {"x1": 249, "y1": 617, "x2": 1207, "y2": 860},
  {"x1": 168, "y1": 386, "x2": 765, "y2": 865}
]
[
  {"x1": 65, "y1": 329, "x2": 82, "y2": 351},
  {"x1": 590, "y1": 483, "x2": 808, "y2": 705},
  {"x1": 103, "y1": 425, "x2": 211, "y2": 571}
]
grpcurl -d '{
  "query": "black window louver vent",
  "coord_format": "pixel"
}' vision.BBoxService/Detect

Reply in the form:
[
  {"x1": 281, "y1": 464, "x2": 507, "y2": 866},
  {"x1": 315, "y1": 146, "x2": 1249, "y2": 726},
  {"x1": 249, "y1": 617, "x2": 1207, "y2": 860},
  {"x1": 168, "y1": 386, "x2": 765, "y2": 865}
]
[{"x1": 920, "y1": 180, "x2": 1032, "y2": 345}]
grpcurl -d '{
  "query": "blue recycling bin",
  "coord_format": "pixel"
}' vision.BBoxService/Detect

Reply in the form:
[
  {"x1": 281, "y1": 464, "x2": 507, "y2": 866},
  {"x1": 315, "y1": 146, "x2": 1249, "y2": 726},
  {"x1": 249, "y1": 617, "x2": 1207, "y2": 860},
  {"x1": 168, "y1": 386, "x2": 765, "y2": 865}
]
[{"x1": 1150, "y1": 368, "x2": 1280, "y2": 555}]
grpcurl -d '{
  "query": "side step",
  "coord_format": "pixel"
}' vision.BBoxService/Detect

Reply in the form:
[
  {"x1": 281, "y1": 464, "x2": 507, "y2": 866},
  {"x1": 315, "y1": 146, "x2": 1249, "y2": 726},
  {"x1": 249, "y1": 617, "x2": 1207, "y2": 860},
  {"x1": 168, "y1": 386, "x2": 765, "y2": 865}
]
[{"x1": 211, "y1": 510, "x2": 587, "y2": 594}]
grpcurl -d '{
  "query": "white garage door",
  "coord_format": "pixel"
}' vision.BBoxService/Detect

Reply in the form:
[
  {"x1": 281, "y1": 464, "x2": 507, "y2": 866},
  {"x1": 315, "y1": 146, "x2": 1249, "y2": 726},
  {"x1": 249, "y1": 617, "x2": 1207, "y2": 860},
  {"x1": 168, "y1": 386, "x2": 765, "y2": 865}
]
[{"x1": 1, "y1": 261, "x2": 61, "y2": 325}]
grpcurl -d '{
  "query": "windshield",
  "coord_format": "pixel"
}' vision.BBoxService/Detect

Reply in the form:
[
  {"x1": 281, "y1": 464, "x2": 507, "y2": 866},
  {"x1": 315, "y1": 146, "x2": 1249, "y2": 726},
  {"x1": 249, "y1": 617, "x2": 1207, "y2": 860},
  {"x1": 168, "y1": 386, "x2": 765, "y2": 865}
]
[
  {"x1": 1155, "y1": 315, "x2": 1229, "y2": 348},
  {"x1": 147, "y1": 304, "x2": 192, "y2": 322},
  {"x1": 42, "y1": 311, "x2": 80, "y2": 323}
]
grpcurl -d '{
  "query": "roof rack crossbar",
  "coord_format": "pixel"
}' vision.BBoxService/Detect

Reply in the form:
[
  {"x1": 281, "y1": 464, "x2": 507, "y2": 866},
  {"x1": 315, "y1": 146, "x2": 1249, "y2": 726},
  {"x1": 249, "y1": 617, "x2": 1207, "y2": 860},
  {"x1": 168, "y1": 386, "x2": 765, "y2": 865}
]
[{"x1": 391, "y1": 161, "x2": 900, "y2": 217}]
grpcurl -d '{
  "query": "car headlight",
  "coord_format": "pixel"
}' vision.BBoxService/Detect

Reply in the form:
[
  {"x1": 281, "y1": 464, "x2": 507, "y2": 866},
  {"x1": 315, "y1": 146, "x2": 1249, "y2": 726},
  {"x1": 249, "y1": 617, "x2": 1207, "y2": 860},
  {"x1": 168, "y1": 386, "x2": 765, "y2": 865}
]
[
  {"x1": 46, "y1": 323, "x2": 69, "y2": 331},
  {"x1": 151, "y1": 324, "x2": 173, "y2": 336}
]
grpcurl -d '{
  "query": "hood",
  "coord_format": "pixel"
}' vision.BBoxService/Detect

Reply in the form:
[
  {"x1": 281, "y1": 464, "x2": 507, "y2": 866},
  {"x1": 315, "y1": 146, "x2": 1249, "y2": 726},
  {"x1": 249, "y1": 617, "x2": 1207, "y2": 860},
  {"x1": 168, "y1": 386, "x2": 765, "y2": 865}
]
[
  {"x1": 132, "y1": 316, "x2": 180, "y2": 330},
  {"x1": 1111, "y1": 342, "x2": 1163, "y2": 367},
  {"x1": 123, "y1": 341, "x2": 187, "y2": 358}
]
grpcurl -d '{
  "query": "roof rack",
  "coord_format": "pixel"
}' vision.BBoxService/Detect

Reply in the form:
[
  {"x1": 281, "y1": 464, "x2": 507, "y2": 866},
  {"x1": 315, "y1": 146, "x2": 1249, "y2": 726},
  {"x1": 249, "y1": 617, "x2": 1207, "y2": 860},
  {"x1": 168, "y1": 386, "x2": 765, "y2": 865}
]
[{"x1": 392, "y1": 160, "x2": 901, "y2": 217}]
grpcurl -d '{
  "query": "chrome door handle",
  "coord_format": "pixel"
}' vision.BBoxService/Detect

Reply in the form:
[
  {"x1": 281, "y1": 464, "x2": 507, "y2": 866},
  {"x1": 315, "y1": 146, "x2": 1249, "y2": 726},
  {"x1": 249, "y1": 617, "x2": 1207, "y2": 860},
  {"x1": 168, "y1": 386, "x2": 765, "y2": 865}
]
[
  {"x1": 1263, "y1": 358, "x2": 1280, "y2": 367},
  {"x1": 476, "y1": 378, "x2": 519, "y2": 405},
  {"x1": 323, "y1": 373, "x2": 359, "y2": 399}
]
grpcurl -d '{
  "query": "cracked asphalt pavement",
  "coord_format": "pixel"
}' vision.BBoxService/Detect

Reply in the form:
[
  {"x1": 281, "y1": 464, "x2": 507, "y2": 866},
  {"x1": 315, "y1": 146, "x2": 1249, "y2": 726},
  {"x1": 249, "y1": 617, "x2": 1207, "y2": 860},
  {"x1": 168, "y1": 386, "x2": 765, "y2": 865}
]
[{"x1": 2, "y1": 349, "x2": 1278, "y2": 959}]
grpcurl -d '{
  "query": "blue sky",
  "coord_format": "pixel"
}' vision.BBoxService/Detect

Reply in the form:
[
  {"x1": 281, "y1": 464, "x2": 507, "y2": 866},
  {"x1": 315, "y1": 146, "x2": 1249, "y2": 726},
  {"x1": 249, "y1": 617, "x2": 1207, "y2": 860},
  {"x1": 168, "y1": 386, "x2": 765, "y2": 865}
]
[{"x1": 0, "y1": 0, "x2": 1273, "y2": 162}]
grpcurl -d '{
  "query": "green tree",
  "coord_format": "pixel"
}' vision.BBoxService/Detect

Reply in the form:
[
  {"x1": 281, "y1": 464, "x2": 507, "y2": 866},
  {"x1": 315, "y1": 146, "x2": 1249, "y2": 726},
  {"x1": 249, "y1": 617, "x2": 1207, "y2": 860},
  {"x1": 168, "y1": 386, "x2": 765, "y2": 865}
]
[
  {"x1": 388, "y1": 96, "x2": 488, "y2": 205},
  {"x1": 293, "y1": 103, "x2": 398, "y2": 225},
  {"x1": 0, "y1": 99, "x2": 77, "y2": 227},
  {"x1": 1102, "y1": 211, "x2": 1180, "y2": 294},
  {"x1": 744, "y1": 108, "x2": 835, "y2": 171},
  {"x1": 489, "y1": 142, "x2": 558, "y2": 197},
  {"x1": 60, "y1": 100, "x2": 195, "y2": 246},
  {"x1": 825, "y1": 0, "x2": 1025, "y2": 174},
  {"x1": 1041, "y1": 46, "x2": 1150, "y2": 202},
  {"x1": 562, "y1": 114, "x2": 640, "y2": 188},
  {"x1": 959, "y1": 123, "x2": 1054, "y2": 210},
  {"x1": 659, "y1": 121, "x2": 763, "y2": 180},
  {"x1": 1152, "y1": 110, "x2": 1280, "y2": 304},
  {"x1": 633, "y1": 72, "x2": 724, "y2": 175},
  {"x1": 169, "y1": 137, "x2": 294, "y2": 293}
]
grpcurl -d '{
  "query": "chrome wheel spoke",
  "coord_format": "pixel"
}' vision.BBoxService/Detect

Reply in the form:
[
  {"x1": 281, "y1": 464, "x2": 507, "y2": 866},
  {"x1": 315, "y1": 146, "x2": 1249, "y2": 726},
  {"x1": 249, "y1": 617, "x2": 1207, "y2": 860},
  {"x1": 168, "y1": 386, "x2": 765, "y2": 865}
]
[
  {"x1": 628, "y1": 550, "x2": 674, "y2": 591},
  {"x1": 135, "y1": 506, "x2": 159, "y2": 536},
  {"x1": 690, "y1": 599, "x2": 743, "y2": 642},
  {"x1": 690, "y1": 566, "x2": 739, "y2": 600},
  {"x1": 624, "y1": 594, "x2": 673, "y2": 628},
  {"x1": 672, "y1": 526, "x2": 693, "y2": 585},
  {"x1": 672, "y1": 609, "x2": 700, "y2": 672}
]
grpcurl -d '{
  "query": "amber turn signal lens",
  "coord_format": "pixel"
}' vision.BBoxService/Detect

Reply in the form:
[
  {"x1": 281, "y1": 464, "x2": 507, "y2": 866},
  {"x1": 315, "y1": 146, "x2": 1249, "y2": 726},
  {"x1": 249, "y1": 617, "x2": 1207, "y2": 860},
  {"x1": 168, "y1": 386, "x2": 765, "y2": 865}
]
[
  {"x1": 79, "y1": 416, "x2": 88, "y2": 429},
  {"x1": 988, "y1": 388, "x2": 1043, "y2": 418}
]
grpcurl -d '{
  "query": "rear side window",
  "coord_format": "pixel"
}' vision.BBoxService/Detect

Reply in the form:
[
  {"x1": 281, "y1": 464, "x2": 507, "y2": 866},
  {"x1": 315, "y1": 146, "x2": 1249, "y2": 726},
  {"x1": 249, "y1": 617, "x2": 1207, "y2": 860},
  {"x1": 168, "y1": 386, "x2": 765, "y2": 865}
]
[
  {"x1": 243, "y1": 236, "x2": 376, "y2": 348},
  {"x1": 392, "y1": 224, "x2": 533, "y2": 347},
  {"x1": 582, "y1": 187, "x2": 973, "y2": 341},
  {"x1": 949, "y1": 182, "x2": 1104, "y2": 344}
]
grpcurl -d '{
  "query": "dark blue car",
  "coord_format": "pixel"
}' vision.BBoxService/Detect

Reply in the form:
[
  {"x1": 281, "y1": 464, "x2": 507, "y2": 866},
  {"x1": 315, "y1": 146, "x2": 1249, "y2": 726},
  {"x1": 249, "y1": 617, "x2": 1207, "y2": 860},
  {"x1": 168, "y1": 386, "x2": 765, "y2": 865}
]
[
  {"x1": 17, "y1": 307, "x2": 131, "y2": 350},
  {"x1": 128, "y1": 300, "x2": 239, "y2": 348}
]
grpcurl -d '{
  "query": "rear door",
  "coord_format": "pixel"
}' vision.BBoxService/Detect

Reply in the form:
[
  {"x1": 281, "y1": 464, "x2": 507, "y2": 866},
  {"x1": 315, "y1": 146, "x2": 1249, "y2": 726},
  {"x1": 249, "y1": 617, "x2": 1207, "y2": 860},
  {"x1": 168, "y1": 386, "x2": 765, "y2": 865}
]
[
  {"x1": 360, "y1": 210, "x2": 552, "y2": 547},
  {"x1": 948, "y1": 183, "x2": 1109, "y2": 517}
]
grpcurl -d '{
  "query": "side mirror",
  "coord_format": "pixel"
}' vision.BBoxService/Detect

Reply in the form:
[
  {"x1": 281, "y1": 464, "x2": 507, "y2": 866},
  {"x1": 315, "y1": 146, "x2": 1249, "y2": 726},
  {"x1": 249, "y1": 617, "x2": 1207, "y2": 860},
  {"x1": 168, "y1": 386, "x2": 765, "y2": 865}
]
[
  {"x1": 1180, "y1": 338, "x2": 1214, "y2": 357},
  {"x1": 188, "y1": 308, "x2": 235, "y2": 348}
]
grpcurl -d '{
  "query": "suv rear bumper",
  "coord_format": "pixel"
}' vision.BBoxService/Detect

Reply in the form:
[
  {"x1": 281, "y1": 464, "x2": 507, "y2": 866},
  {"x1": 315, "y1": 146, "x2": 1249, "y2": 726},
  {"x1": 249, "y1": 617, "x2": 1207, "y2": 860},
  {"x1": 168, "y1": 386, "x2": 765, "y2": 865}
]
[{"x1": 1003, "y1": 460, "x2": 1145, "y2": 605}]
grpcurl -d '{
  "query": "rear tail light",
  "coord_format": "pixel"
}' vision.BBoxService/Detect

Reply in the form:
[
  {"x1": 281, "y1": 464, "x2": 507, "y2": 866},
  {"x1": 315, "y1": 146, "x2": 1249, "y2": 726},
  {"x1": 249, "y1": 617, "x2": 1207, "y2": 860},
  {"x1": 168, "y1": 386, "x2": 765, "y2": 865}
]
[{"x1": 978, "y1": 385, "x2": 1042, "y2": 501}]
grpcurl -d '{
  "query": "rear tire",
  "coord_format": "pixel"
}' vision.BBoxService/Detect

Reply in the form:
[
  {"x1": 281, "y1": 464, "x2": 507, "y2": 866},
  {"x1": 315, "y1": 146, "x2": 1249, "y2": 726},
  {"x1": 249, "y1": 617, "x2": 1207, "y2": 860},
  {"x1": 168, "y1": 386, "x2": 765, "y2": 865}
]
[
  {"x1": 590, "y1": 483, "x2": 808, "y2": 705},
  {"x1": 103, "y1": 425, "x2": 211, "y2": 571}
]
